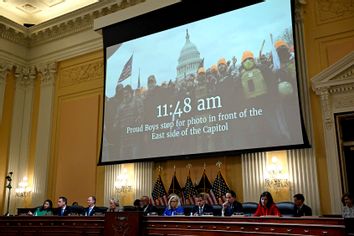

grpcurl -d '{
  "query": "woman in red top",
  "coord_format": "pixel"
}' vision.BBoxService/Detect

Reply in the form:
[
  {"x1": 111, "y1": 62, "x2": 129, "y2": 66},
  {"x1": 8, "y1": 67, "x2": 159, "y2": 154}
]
[{"x1": 254, "y1": 191, "x2": 281, "y2": 216}]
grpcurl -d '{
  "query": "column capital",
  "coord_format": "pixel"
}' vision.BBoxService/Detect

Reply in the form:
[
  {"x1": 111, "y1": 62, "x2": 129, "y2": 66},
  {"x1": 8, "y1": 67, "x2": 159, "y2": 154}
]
[
  {"x1": 0, "y1": 62, "x2": 13, "y2": 83},
  {"x1": 14, "y1": 65, "x2": 36, "y2": 88},
  {"x1": 295, "y1": 0, "x2": 307, "y2": 23},
  {"x1": 36, "y1": 63, "x2": 57, "y2": 86}
]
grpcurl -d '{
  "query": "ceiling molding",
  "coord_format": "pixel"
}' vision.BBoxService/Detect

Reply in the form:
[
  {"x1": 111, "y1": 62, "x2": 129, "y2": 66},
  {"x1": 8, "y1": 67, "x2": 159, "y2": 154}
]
[
  {"x1": 0, "y1": 0, "x2": 146, "y2": 47},
  {"x1": 0, "y1": 16, "x2": 29, "y2": 47}
]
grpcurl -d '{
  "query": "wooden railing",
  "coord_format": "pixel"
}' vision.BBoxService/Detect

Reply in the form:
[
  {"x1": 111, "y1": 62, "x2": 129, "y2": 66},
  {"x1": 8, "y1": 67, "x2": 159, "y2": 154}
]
[
  {"x1": 143, "y1": 215, "x2": 346, "y2": 236},
  {"x1": 0, "y1": 216, "x2": 104, "y2": 236},
  {"x1": 1, "y1": 211, "x2": 351, "y2": 236}
]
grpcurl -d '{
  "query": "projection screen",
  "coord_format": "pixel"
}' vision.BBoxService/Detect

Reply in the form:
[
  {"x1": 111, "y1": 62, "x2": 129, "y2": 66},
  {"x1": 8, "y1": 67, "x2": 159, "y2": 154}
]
[{"x1": 100, "y1": 0, "x2": 308, "y2": 164}]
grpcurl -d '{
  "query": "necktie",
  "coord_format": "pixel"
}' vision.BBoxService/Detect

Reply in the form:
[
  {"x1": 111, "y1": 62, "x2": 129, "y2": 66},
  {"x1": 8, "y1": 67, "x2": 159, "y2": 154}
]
[
  {"x1": 88, "y1": 208, "x2": 92, "y2": 216},
  {"x1": 199, "y1": 207, "x2": 202, "y2": 215},
  {"x1": 61, "y1": 208, "x2": 64, "y2": 216}
]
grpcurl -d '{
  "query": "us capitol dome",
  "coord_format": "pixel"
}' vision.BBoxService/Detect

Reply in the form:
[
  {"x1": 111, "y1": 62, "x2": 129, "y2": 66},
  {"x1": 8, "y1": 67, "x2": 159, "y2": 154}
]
[{"x1": 176, "y1": 29, "x2": 203, "y2": 81}]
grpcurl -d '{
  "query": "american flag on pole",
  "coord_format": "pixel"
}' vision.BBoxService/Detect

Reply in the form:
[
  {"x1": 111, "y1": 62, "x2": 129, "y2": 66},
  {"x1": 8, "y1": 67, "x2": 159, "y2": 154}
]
[
  {"x1": 151, "y1": 174, "x2": 168, "y2": 206},
  {"x1": 196, "y1": 170, "x2": 216, "y2": 205},
  {"x1": 183, "y1": 172, "x2": 198, "y2": 205},
  {"x1": 212, "y1": 170, "x2": 230, "y2": 204},
  {"x1": 118, "y1": 54, "x2": 133, "y2": 83},
  {"x1": 168, "y1": 173, "x2": 182, "y2": 198}
]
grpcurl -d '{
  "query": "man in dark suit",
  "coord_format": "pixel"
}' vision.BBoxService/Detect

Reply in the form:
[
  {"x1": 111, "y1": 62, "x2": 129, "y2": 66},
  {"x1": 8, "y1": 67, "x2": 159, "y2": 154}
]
[
  {"x1": 140, "y1": 196, "x2": 158, "y2": 216},
  {"x1": 191, "y1": 193, "x2": 214, "y2": 216},
  {"x1": 57, "y1": 196, "x2": 71, "y2": 216},
  {"x1": 293, "y1": 193, "x2": 312, "y2": 216},
  {"x1": 84, "y1": 196, "x2": 98, "y2": 216},
  {"x1": 222, "y1": 190, "x2": 243, "y2": 216}
]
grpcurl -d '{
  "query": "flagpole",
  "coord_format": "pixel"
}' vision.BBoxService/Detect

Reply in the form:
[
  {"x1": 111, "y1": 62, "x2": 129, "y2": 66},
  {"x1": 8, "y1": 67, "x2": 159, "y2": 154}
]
[
  {"x1": 130, "y1": 52, "x2": 134, "y2": 87},
  {"x1": 216, "y1": 161, "x2": 222, "y2": 201},
  {"x1": 203, "y1": 163, "x2": 206, "y2": 193},
  {"x1": 173, "y1": 165, "x2": 175, "y2": 194}
]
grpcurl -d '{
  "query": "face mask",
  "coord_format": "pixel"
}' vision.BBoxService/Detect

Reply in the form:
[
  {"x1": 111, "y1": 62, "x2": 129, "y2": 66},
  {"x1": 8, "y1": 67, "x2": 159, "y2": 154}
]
[{"x1": 243, "y1": 59, "x2": 254, "y2": 70}]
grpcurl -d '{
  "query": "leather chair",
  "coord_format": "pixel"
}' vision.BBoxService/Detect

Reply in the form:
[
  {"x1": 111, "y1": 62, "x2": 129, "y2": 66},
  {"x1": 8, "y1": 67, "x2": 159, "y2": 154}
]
[
  {"x1": 242, "y1": 202, "x2": 258, "y2": 216},
  {"x1": 276, "y1": 201, "x2": 295, "y2": 217}
]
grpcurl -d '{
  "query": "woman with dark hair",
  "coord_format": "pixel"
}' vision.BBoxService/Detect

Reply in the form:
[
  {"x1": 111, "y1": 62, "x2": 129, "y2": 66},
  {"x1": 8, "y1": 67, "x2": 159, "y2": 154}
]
[
  {"x1": 28, "y1": 199, "x2": 53, "y2": 216},
  {"x1": 254, "y1": 191, "x2": 281, "y2": 216},
  {"x1": 341, "y1": 192, "x2": 354, "y2": 218}
]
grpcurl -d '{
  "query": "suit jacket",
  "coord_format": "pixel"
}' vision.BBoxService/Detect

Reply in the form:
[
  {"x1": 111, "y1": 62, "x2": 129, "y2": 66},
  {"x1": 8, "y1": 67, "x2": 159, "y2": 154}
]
[
  {"x1": 57, "y1": 206, "x2": 72, "y2": 216},
  {"x1": 84, "y1": 206, "x2": 98, "y2": 216},
  {"x1": 224, "y1": 201, "x2": 243, "y2": 216},
  {"x1": 294, "y1": 204, "x2": 312, "y2": 217},
  {"x1": 142, "y1": 204, "x2": 158, "y2": 216},
  {"x1": 191, "y1": 204, "x2": 214, "y2": 215}
]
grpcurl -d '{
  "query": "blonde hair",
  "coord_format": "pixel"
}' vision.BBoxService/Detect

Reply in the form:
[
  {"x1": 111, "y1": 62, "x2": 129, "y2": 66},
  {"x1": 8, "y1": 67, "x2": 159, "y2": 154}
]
[{"x1": 168, "y1": 195, "x2": 181, "y2": 209}]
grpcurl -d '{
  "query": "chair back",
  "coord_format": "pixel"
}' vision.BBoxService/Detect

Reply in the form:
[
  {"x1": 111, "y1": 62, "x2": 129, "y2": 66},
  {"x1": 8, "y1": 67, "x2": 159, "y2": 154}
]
[{"x1": 276, "y1": 201, "x2": 295, "y2": 217}]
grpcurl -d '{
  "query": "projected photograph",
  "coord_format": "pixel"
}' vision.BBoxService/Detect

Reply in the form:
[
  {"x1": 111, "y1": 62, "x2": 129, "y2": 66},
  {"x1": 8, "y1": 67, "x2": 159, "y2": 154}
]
[{"x1": 102, "y1": 0, "x2": 304, "y2": 163}]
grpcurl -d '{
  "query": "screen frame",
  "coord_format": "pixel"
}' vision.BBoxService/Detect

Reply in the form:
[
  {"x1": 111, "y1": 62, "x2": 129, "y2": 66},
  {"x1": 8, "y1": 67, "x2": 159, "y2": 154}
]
[{"x1": 99, "y1": 0, "x2": 310, "y2": 166}]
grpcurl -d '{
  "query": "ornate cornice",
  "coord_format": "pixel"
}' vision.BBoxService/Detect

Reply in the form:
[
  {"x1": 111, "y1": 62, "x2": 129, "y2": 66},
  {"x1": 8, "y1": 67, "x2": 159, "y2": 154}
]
[
  {"x1": 328, "y1": 82, "x2": 354, "y2": 94},
  {"x1": 0, "y1": 0, "x2": 146, "y2": 47},
  {"x1": 312, "y1": 52, "x2": 354, "y2": 132},
  {"x1": 0, "y1": 16, "x2": 29, "y2": 47},
  {"x1": 330, "y1": 65, "x2": 354, "y2": 82},
  {"x1": 312, "y1": 52, "x2": 354, "y2": 91}
]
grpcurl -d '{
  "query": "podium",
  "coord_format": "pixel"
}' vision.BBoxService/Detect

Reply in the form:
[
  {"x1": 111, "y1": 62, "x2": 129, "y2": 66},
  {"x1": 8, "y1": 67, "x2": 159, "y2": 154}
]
[{"x1": 104, "y1": 211, "x2": 143, "y2": 236}]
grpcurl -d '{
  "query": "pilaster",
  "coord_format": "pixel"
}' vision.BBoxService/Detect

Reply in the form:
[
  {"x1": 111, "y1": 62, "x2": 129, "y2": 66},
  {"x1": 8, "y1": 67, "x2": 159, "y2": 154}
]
[
  {"x1": 6, "y1": 65, "x2": 36, "y2": 214},
  {"x1": 0, "y1": 62, "x2": 12, "y2": 124},
  {"x1": 32, "y1": 63, "x2": 57, "y2": 206}
]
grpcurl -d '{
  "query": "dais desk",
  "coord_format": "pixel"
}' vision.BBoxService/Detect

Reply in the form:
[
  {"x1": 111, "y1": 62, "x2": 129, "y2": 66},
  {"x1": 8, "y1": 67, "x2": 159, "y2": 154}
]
[
  {"x1": 0, "y1": 215, "x2": 104, "y2": 236},
  {"x1": 0, "y1": 213, "x2": 348, "y2": 236},
  {"x1": 143, "y1": 215, "x2": 346, "y2": 236}
]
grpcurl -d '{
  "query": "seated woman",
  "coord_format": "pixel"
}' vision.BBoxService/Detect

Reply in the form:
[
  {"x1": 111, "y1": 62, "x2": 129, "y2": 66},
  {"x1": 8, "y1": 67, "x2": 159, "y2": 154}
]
[
  {"x1": 342, "y1": 192, "x2": 354, "y2": 218},
  {"x1": 254, "y1": 191, "x2": 281, "y2": 217},
  {"x1": 107, "y1": 198, "x2": 120, "y2": 212},
  {"x1": 28, "y1": 199, "x2": 53, "y2": 216},
  {"x1": 163, "y1": 195, "x2": 184, "y2": 216}
]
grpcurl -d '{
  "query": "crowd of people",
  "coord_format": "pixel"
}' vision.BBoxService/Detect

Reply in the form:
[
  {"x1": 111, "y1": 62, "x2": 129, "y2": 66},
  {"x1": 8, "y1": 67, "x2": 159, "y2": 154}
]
[
  {"x1": 104, "y1": 40, "x2": 300, "y2": 159},
  {"x1": 26, "y1": 192, "x2": 354, "y2": 218}
]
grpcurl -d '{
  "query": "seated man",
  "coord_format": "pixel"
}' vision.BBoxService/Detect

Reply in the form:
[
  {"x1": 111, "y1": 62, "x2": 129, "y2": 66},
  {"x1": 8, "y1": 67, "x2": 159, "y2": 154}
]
[
  {"x1": 191, "y1": 193, "x2": 213, "y2": 216},
  {"x1": 84, "y1": 196, "x2": 98, "y2": 216},
  {"x1": 222, "y1": 190, "x2": 243, "y2": 216},
  {"x1": 57, "y1": 196, "x2": 71, "y2": 216},
  {"x1": 140, "y1": 196, "x2": 158, "y2": 215},
  {"x1": 293, "y1": 193, "x2": 312, "y2": 216}
]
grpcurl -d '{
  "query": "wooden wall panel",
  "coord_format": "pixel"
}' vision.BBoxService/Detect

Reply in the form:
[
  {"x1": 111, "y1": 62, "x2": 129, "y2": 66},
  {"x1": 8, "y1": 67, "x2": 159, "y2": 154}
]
[
  {"x1": 53, "y1": 94, "x2": 100, "y2": 205},
  {"x1": 49, "y1": 50, "x2": 104, "y2": 206},
  {"x1": 304, "y1": 0, "x2": 354, "y2": 214}
]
